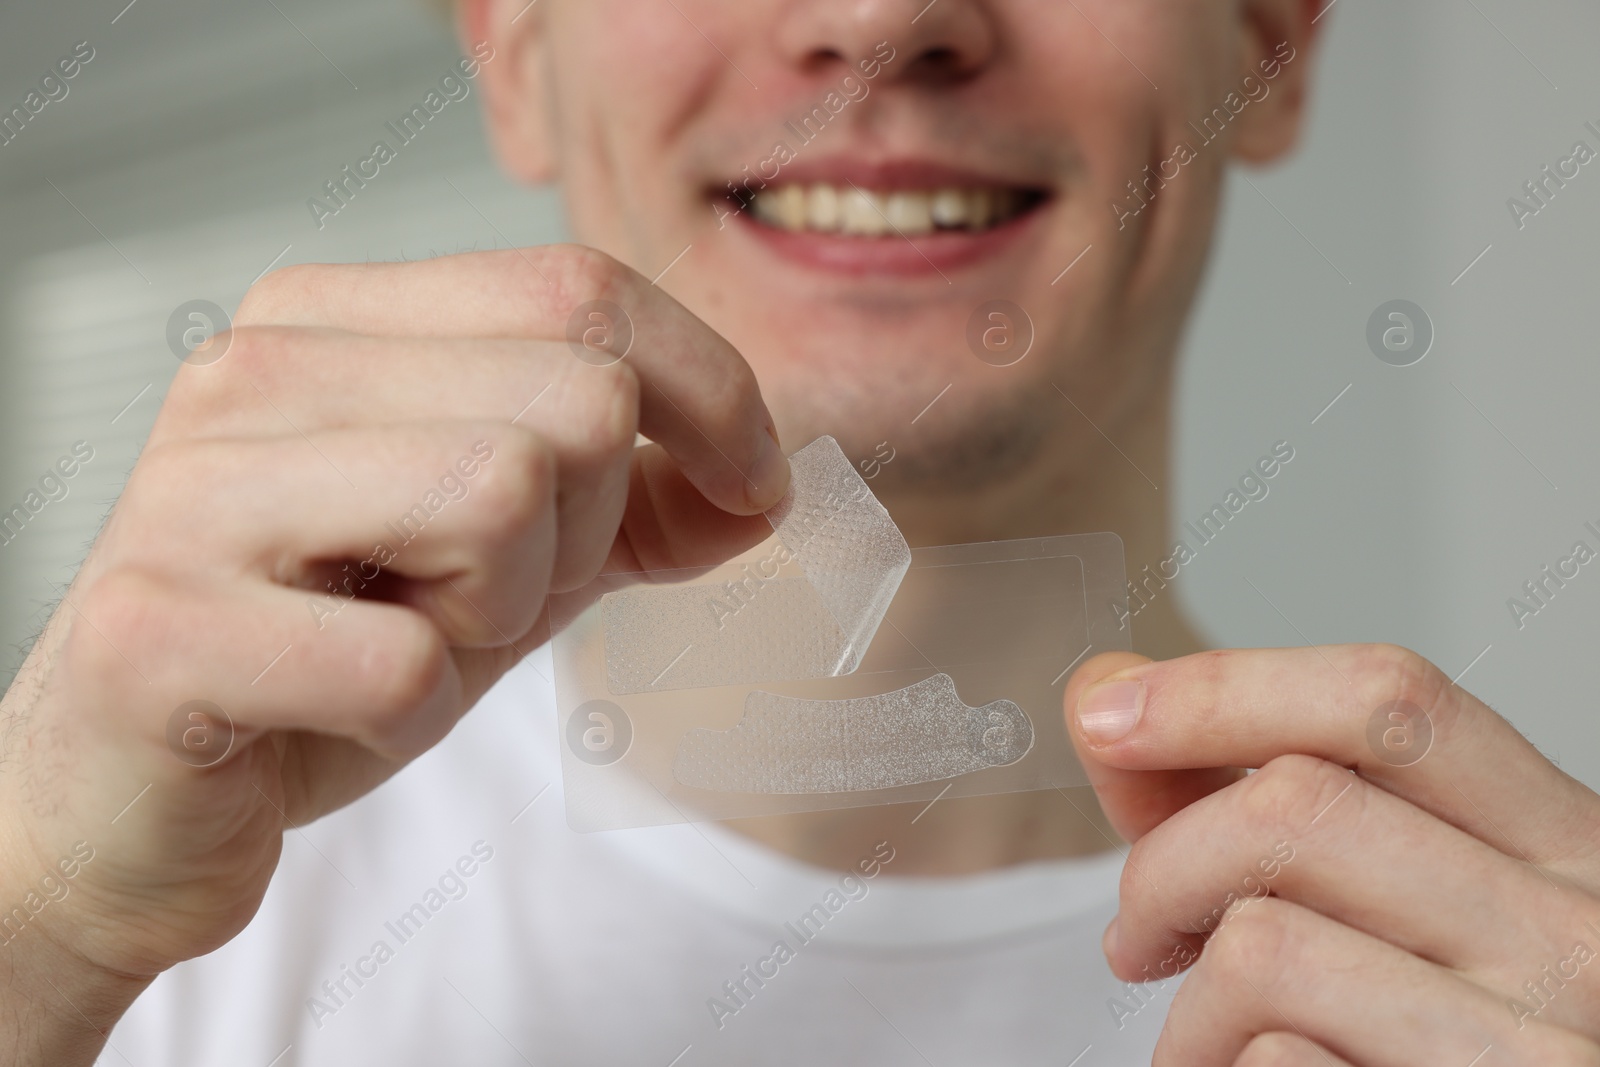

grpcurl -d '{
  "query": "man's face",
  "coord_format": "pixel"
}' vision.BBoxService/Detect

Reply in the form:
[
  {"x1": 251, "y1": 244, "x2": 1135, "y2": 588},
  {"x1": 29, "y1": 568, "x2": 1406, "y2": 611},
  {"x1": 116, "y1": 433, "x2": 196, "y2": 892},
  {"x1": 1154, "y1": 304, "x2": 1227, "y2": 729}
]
[{"x1": 480, "y1": 0, "x2": 1310, "y2": 502}]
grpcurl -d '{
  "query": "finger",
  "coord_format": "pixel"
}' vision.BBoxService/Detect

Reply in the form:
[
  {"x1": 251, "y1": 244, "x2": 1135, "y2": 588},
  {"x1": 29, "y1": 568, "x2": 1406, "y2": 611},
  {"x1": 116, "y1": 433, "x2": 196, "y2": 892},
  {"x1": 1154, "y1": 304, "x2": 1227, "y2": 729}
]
[
  {"x1": 1069, "y1": 644, "x2": 1600, "y2": 869},
  {"x1": 75, "y1": 568, "x2": 463, "y2": 762},
  {"x1": 1109, "y1": 755, "x2": 1578, "y2": 987},
  {"x1": 124, "y1": 423, "x2": 560, "y2": 647},
  {"x1": 1156, "y1": 897, "x2": 1597, "y2": 1067},
  {"x1": 157, "y1": 332, "x2": 636, "y2": 591},
  {"x1": 1233, "y1": 1033, "x2": 1353, "y2": 1067},
  {"x1": 232, "y1": 249, "x2": 790, "y2": 513},
  {"x1": 607, "y1": 442, "x2": 778, "y2": 574},
  {"x1": 162, "y1": 331, "x2": 614, "y2": 454},
  {"x1": 1065, "y1": 650, "x2": 1244, "y2": 842},
  {"x1": 127, "y1": 427, "x2": 772, "y2": 655}
]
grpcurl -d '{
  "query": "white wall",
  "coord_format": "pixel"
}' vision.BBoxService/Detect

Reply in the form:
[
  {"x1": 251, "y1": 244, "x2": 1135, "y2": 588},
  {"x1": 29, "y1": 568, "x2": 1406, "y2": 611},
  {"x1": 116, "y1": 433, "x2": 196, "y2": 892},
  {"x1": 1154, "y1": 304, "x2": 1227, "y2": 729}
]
[
  {"x1": 3, "y1": 1, "x2": 1598, "y2": 784},
  {"x1": 1176, "y1": 0, "x2": 1600, "y2": 785}
]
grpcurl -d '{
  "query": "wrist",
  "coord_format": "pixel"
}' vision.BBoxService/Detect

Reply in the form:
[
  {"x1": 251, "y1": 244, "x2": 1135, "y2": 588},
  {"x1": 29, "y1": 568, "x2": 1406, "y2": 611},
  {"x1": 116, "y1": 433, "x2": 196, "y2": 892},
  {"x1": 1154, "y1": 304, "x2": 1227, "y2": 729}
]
[
  {"x1": 0, "y1": 908, "x2": 153, "y2": 1066},
  {"x1": 0, "y1": 821, "x2": 152, "y2": 1065}
]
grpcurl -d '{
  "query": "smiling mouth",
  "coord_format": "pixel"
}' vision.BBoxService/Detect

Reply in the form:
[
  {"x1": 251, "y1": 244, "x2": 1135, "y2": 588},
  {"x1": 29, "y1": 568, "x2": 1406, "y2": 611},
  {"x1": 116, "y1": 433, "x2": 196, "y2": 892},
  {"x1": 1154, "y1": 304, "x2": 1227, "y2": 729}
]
[{"x1": 740, "y1": 183, "x2": 1048, "y2": 237}]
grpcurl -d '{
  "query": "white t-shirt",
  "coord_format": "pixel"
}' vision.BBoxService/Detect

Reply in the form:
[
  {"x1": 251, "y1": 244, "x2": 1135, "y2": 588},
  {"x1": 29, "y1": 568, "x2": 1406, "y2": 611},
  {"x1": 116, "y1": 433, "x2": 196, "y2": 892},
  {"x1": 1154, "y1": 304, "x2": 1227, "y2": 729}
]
[{"x1": 103, "y1": 652, "x2": 1174, "y2": 1066}]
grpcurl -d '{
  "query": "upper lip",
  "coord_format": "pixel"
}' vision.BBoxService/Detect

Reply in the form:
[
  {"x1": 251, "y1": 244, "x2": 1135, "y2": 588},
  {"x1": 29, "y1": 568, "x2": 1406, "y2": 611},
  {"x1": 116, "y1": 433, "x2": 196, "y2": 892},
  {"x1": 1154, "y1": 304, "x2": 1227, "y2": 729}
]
[{"x1": 712, "y1": 155, "x2": 1053, "y2": 195}]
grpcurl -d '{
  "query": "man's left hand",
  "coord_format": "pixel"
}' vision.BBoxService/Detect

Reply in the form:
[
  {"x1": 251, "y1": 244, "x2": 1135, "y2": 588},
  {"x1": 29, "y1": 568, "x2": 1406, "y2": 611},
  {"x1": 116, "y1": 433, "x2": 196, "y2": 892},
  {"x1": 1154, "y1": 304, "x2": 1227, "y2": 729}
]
[{"x1": 1067, "y1": 644, "x2": 1600, "y2": 1066}]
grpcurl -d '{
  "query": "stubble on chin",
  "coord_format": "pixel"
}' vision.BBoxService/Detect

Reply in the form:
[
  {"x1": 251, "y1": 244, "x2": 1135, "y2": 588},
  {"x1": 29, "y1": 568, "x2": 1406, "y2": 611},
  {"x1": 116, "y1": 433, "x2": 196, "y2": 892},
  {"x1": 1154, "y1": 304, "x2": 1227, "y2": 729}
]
[{"x1": 784, "y1": 386, "x2": 1057, "y2": 498}]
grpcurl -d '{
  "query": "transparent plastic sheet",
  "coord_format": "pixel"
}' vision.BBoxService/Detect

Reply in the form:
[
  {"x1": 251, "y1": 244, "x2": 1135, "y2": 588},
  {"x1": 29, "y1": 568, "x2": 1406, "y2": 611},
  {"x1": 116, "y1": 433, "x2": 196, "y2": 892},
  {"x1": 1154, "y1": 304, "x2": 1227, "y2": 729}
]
[
  {"x1": 548, "y1": 442, "x2": 1130, "y2": 832},
  {"x1": 597, "y1": 437, "x2": 909, "y2": 693}
]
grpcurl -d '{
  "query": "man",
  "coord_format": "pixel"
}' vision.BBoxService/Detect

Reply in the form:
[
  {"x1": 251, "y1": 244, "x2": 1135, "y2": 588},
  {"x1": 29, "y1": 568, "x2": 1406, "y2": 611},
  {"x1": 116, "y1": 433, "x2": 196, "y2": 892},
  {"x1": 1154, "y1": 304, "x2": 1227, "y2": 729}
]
[{"x1": 3, "y1": 0, "x2": 1599, "y2": 1062}]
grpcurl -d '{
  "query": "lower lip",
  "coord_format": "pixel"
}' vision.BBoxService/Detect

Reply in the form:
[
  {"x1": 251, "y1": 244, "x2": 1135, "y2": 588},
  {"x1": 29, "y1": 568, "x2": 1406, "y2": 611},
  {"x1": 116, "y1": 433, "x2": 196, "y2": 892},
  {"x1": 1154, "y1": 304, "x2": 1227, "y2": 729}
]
[{"x1": 730, "y1": 200, "x2": 1048, "y2": 278}]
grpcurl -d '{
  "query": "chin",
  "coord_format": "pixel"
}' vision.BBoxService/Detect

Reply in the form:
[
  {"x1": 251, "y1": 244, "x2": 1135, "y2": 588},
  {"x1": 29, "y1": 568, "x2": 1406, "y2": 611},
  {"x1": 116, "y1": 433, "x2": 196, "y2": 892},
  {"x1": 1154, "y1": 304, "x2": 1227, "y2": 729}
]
[{"x1": 767, "y1": 373, "x2": 1056, "y2": 500}]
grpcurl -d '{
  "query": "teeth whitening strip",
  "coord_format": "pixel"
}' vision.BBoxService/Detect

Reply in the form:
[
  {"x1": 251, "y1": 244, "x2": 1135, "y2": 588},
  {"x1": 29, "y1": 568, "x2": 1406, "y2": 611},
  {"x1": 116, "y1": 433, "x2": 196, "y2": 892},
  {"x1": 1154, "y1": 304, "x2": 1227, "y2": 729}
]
[
  {"x1": 547, "y1": 436, "x2": 1131, "y2": 831},
  {"x1": 598, "y1": 437, "x2": 909, "y2": 693},
  {"x1": 672, "y1": 673, "x2": 1033, "y2": 794}
]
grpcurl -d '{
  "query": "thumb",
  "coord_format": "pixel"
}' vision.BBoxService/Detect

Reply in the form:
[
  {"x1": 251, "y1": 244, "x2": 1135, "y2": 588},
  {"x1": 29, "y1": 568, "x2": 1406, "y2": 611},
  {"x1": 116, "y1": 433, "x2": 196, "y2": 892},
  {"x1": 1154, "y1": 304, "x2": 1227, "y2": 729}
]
[{"x1": 1065, "y1": 651, "x2": 1244, "y2": 843}]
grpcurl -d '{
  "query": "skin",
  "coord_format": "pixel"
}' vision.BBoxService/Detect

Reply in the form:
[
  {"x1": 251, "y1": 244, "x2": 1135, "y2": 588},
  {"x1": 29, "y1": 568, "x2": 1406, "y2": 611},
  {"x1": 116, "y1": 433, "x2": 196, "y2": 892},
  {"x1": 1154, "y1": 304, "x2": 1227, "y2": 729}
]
[
  {"x1": 0, "y1": 0, "x2": 1596, "y2": 1063},
  {"x1": 1067, "y1": 647, "x2": 1600, "y2": 1064},
  {"x1": 467, "y1": 0, "x2": 1309, "y2": 870}
]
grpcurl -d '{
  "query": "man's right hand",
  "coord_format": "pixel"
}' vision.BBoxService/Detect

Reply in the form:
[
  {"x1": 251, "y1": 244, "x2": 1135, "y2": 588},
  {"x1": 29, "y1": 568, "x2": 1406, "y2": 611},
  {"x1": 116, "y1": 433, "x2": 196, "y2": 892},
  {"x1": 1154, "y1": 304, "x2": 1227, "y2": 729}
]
[{"x1": 0, "y1": 246, "x2": 788, "y2": 1061}]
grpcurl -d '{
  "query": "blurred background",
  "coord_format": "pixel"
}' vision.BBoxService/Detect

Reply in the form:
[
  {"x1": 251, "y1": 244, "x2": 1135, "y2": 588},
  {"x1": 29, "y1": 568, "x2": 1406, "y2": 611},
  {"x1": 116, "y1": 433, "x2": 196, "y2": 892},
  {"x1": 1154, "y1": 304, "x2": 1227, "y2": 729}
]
[{"x1": 2, "y1": 1, "x2": 1597, "y2": 784}]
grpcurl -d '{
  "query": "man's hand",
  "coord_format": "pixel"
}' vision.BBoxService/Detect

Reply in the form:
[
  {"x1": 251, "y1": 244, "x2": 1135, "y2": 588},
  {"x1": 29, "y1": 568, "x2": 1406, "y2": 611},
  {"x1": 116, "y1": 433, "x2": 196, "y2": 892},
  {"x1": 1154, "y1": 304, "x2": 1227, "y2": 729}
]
[
  {"x1": 0, "y1": 246, "x2": 788, "y2": 1061},
  {"x1": 1067, "y1": 645, "x2": 1600, "y2": 1066}
]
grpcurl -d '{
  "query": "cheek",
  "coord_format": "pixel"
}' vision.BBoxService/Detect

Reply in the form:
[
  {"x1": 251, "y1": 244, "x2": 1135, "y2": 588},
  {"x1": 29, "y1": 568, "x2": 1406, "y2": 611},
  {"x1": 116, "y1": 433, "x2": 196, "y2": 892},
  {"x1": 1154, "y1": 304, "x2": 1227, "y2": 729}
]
[
  {"x1": 1048, "y1": 12, "x2": 1204, "y2": 192},
  {"x1": 551, "y1": 2, "x2": 731, "y2": 254}
]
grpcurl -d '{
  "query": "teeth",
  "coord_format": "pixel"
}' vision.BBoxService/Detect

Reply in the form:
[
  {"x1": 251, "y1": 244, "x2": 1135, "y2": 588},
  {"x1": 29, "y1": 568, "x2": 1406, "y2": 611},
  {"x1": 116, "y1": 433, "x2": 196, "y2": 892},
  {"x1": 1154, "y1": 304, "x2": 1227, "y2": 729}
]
[
  {"x1": 806, "y1": 183, "x2": 840, "y2": 230},
  {"x1": 930, "y1": 188, "x2": 966, "y2": 227},
  {"x1": 841, "y1": 188, "x2": 889, "y2": 235},
  {"x1": 745, "y1": 183, "x2": 1032, "y2": 236},
  {"x1": 884, "y1": 191, "x2": 933, "y2": 235},
  {"x1": 773, "y1": 184, "x2": 807, "y2": 230}
]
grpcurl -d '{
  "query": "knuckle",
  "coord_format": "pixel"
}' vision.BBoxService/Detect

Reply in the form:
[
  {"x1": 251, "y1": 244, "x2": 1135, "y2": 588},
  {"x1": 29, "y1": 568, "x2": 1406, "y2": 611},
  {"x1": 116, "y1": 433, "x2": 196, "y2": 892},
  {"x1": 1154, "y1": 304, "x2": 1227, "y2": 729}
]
[
  {"x1": 1240, "y1": 754, "x2": 1357, "y2": 836},
  {"x1": 1235, "y1": 1031, "x2": 1314, "y2": 1067},
  {"x1": 212, "y1": 324, "x2": 285, "y2": 379},
  {"x1": 350, "y1": 611, "x2": 450, "y2": 736},
  {"x1": 466, "y1": 430, "x2": 556, "y2": 544},
  {"x1": 1345, "y1": 641, "x2": 1471, "y2": 752},
  {"x1": 548, "y1": 243, "x2": 631, "y2": 309},
  {"x1": 161, "y1": 326, "x2": 290, "y2": 432},
  {"x1": 235, "y1": 263, "x2": 324, "y2": 324},
  {"x1": 1120, "y1": 833, "x2": 1163, "y2": 913},
  {"x1": 1118, "y1": 840, "x2": 1146, "y2": 904},
  {"x1": 565, "y1": 358, "x2": 641, "y2": 459},
  {"x1": 1200, "y1": 897, "x2": 1298, "y2": 987},
  {"x1": 1349, "y1": 641, "x2": 1448, "y2": 713},
  {"x1": 117, "y1": 441, "x2": 213, "y2": 535},
  {"x1": 125, "y1": 439, "x2": 195, "y2": 495},
  {"x1": 162, "y1": 337, "x2": 242, "y2": 421},
  {"x1": 126, "y1": 442, "x2": 287, "y2": 569},
  {"x1": 71, "y1": 567, "x2": 168, "y2": 673},
  {"x1": 1115, "y1": 830, "x2": 1201, "y2": 946}
]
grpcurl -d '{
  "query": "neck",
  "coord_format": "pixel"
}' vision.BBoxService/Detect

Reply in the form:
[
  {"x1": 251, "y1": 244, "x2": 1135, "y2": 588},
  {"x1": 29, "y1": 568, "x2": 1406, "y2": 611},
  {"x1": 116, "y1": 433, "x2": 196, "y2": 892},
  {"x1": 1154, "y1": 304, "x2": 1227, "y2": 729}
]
[{"x1": 723, "y1": 378, "x2": 1207, "y2": 875}]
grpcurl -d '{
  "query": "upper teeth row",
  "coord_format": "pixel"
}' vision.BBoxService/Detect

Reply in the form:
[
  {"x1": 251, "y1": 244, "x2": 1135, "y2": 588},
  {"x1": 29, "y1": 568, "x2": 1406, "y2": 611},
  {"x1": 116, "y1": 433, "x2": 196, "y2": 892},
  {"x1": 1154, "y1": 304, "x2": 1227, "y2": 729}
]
[{"x1": 747, "y1": 184, "x2": 1026, "y2": 236}]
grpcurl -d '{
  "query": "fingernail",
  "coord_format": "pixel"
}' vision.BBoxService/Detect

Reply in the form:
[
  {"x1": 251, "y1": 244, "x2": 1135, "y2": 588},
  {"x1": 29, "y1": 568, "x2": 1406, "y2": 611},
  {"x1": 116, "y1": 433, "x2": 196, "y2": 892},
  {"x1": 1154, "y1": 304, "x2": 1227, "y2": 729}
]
[
  {"x1": 1077, "y1": 680, "x2": 1143, "y2": 744},
  {"x1": 1103, "y1": 915, "x2": 1120, "y2": 959},
  {"x1": 747, "y1": 424, "x2": 790, "y2": 509}
]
